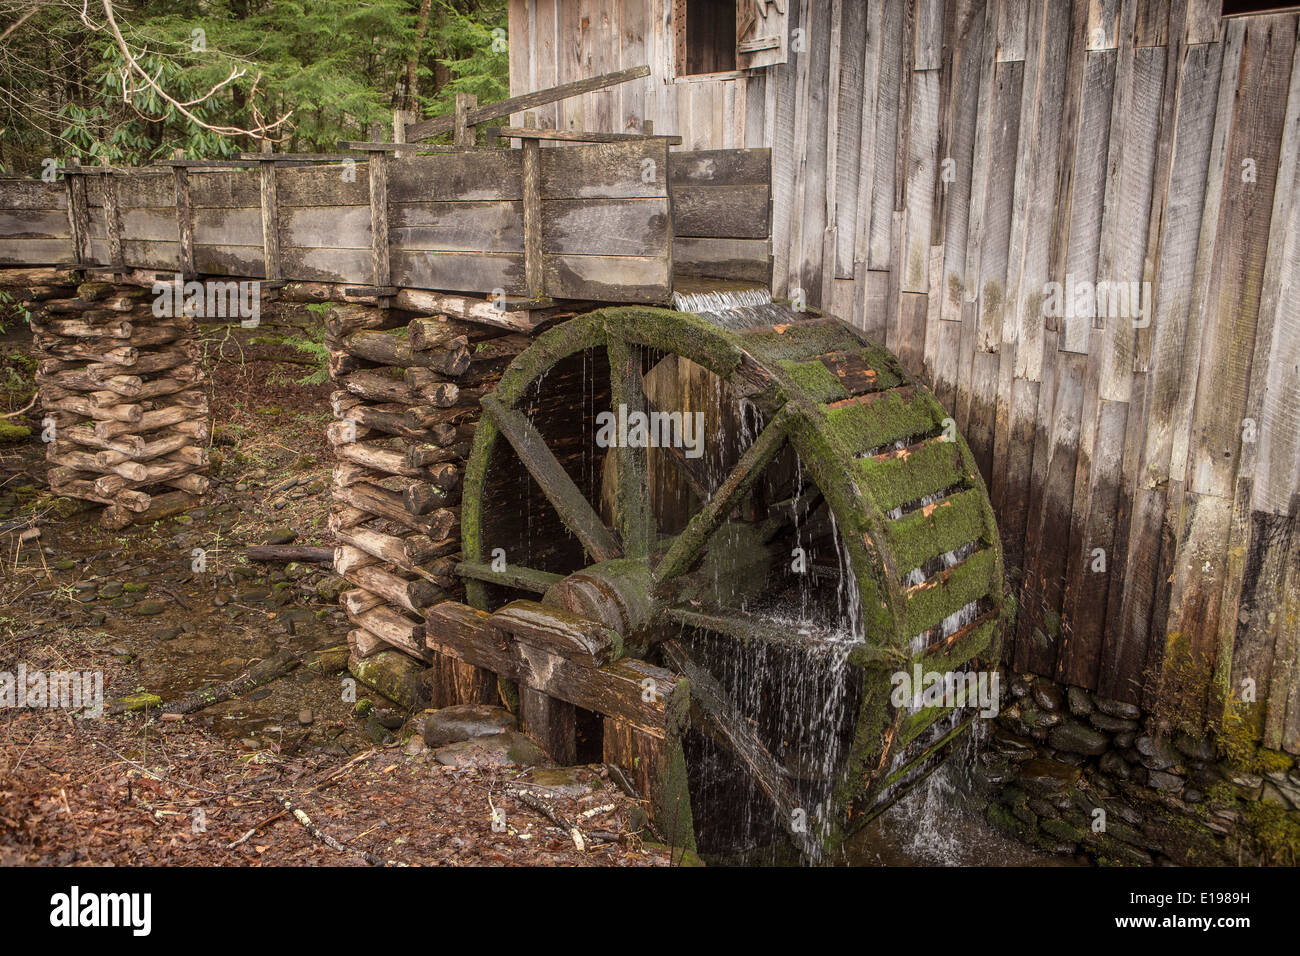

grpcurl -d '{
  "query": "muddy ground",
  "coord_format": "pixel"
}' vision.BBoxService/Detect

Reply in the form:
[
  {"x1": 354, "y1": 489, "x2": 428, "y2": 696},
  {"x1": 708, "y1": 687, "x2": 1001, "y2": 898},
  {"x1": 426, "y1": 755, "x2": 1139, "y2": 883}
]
[{"x1": 0, "y1": 316, "x2": 675, "y2": 867}]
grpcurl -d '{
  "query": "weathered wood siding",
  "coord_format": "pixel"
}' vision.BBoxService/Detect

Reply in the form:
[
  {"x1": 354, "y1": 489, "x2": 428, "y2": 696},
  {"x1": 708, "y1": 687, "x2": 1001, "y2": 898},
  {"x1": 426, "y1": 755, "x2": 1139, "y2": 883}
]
[{"x1": 507, "y1": 0, "x2": 1300, "y2": 746}]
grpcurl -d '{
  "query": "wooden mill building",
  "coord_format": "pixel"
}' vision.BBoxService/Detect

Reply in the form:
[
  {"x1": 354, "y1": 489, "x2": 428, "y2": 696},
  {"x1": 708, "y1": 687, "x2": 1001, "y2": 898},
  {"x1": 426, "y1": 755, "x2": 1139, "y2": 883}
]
[{"x1": 500, "y1": 0, "x2": 1299, "y2": 750}]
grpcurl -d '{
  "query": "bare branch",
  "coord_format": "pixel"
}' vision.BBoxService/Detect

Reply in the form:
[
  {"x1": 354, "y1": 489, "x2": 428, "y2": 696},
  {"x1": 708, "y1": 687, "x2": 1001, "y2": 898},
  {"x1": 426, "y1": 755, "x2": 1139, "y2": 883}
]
[{"x1": 91, "y1": 0, "x2": 293, "y2": 140}]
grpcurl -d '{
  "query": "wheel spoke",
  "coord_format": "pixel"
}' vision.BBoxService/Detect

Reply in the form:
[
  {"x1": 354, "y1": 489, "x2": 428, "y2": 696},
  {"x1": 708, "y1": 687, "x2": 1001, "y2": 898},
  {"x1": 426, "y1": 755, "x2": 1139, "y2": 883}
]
[
  {"x1": 481, "y1": 393, "x2": 622, "y2": 562},
  {"x1": 457, "y1": 560, "x2": 564, "y2": 595},
  {"x1": 607, "y1": 337, "x2": 652, "y2": 558},
  {"x1": 654, "y1": 409, "x2": 791, "y2": 582},
  {"x1": 659, "y1": 638, "x2": 820, "y2": 860}
]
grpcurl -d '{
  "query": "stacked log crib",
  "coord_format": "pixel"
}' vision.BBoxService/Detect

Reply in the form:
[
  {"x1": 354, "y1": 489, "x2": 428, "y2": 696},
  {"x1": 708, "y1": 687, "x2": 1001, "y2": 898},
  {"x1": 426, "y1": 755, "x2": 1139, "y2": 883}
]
[
  {"x1": 24, "y1": 271, "x2": 210, "y2": 529},
  {"x1": 325, "y1": 301, "x2": 525, "y2": 686}
]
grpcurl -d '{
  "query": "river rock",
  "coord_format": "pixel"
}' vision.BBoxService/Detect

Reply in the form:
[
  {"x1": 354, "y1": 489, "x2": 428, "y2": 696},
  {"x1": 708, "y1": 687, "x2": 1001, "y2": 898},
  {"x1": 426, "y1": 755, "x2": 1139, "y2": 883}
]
[
  {"x1": 517, "y1": 766, "x2": 601, "y2": 798},
  {"x1": 1032, "y1": 681, "x2": 1065, "y2": 713},
  {"x1": 1089, "y1": 711, "x2": 1138, "y2": 733},
  {"x1": 1018, "y1": 758, "x2": 1082, "y2": 794},
  {"x1": 132, "y1": 599, "x2": 167, "y2": 616},
  {"x1": 1147, "y1": 770, "x2": 1183, "y2": 792},
  {"x1": 422, "y1": 704, "x2": 517, "y2": 747},
  {"x1": 1092, "y1": 696, "x2": 1141, "y2": 719},
  {"x1": 1135, "y1": 734, "x2": 1180, "y2": 771},
  {"x1": 1173, "y1": 732, "x2": 1216, "y2": 761},
  {"x1": 432, "y1": 731, "x2": 548, "y2": 770},
  {"x1": 1048, "y1": 720, "x2": 1110, "y2": 756}
]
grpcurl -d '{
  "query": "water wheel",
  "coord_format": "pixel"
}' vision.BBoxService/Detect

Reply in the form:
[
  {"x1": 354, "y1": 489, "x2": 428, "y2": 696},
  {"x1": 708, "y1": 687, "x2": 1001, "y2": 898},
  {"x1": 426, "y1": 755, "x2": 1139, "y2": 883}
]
[{"x1": 454, "y1": 303, "x2": 1005, "y2": 858}]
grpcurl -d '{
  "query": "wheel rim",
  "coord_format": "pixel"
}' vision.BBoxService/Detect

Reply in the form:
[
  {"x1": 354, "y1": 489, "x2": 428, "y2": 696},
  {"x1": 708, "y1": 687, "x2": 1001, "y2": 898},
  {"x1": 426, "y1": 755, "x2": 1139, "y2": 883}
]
[{"x1": 459, "y1": 305, "x2": 1005, "y2": 855}]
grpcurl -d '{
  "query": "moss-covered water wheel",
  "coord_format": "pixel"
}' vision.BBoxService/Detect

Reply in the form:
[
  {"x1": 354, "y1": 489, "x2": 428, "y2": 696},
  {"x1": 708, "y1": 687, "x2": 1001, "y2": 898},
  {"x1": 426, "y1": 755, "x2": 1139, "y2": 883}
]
[{"x1": 460, "y1": 304, "x2": 1005, "y2": 859}]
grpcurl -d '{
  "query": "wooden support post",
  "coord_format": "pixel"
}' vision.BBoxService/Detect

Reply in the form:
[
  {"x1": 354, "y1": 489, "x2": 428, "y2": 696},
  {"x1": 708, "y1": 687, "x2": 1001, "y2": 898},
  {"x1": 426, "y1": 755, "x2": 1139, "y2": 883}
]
[
  {"x1": 454, "y1": 93, "x2": 478, "y2": 147},
  {"x1": 521, "y1": 687, "x2": 577, "y2": 764},
  {"x1": 521, "y1": 112, "x2": 543, "y2": 299},
  {"x1": 64, "y1": 157, "x2": 91, "y2": 268},
  {"x1": 603, "y1": 718, "x2": 695, "y2": 853},
  {"x1": 368, "y1": 128, "x2": 391, "y2": 294},
  {"x1": 100, "y1": 167, "x2": 124, "y2": 270},
  {"x1": 171, "y1": 151, "x2": 194, "y2": 277},
  {"x1": 258, "y1": 139, "x2": 281, "y2": 282}
]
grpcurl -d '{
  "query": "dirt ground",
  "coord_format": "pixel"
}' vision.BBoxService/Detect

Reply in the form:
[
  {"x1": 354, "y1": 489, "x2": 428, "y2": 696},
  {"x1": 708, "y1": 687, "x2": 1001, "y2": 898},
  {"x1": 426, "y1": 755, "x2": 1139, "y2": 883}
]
[{"x1": 0, "y1": 315, "x2": 676, "y2": 867}]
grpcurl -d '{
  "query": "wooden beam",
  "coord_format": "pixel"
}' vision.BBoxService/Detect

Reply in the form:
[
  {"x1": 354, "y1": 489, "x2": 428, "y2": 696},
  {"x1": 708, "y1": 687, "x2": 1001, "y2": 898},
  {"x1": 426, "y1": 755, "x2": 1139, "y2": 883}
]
[
  {"x1": 454, "y1": 92, "x2": 478, "y2": 148},
  {"x1": 258, "y1": 140, "x2": 281, "y2": 282},
  {"x1": 368, "y1": 144, "x2": 390, "y2": 290},
  {"x1": 488, "y1": 600, "x2": 622, "y2": 666},
  {"x1": 521, "y1": 112, "x2": 543, "y2": 298},
  {"x1": 171, "y1": 158, "x2": 194, "y2": 277},
  {"x1": 403, "y1": 66, "x2": 652, "y2": 142},
  {"x1": 426, "y1": 602, "x2": 688, "y2": 738},
  {"x1": 490, "y1": 127, "x2": 684, "y2": 145}
]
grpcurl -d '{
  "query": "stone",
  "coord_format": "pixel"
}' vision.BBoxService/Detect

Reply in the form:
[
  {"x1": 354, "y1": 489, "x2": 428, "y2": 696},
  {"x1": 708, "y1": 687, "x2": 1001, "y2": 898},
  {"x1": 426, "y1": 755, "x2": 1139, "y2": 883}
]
[
  {"x1": 1147, "y1": 770, "x2": 1183, "y2": 792},
  {"x1": 265, "y1": 528, "x2": 297, "y2": 545},
  {"x1": 422, "y1": 704, "x2": 517, "y2": 747},
  {"x1": 1264, "y1": 771, "x2": 1300, "y2": 807},
  {"x1": 364, "y1": 715, "x2": 394, "y2": 745},
  {"x1": 1261, "y1": 781, "x2": 1293, "y2": 808},
  {"x1": 1018, "y1": 758, "x2": 1083, "y2": 795},
  {"x1": 297, "y1": 708, "x2": 313, "y2": 726},
  {"x1": 517, "y1": 766, "x2": 601, "y2": 799},
  {"x1": 1092, "y1": 696, "x2": 1141, "y2": 719},
  {"x1": 1066, "y1": 686, "x2": 1093, "y2": 716},
  {"x1": 1032, "y1": 681, "x2": 1065, "y2": 713},
  {"x1": 1010, "y1": 676, "x2": 1031, "y2": 698},
  {"x1": 1099, "y1": 752, "x2": 1130, "y2": 779},
  {"x1": 1049, "y1": 720, "x2": 1110, "y2": 756},
  {"x1": 1041, "y1": 817, "x2": 1086, "y2": 844},
  {"x1": 1022, "y1": 707, "x2": 1062, "y2": 729},
  {"x1": 432, "y1": 731, "x2": 549, "y2": 770},
  {"x1": 1173, "y1": 732, "x2": 1216, "y2": 762},
  {"x1": 132, "y1": 599, "x2": 167, "y2": 616},
  {"x1": 1089, "y1": 712, "x2": 1138, "y2": 733},
  {"x1": 157, "y1": 626, "x2": 183, "y2": 641},
  {"x1": 404, "y1": 735, "x2": 427, "y2": 756},
  {"x1": 1223, "y1": 768, "x2": 1263, "y2": 790},
  {"x1": 1135, "y1": 735, "x2": 1180, "y2": 771},
  {"x1": 1114, "y1": 731, "x2": 1136, "y2": 749}
]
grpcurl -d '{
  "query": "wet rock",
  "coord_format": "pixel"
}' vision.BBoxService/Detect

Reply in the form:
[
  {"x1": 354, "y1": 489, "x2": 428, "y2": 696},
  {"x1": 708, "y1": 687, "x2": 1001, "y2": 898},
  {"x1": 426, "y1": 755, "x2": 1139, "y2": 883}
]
[
  {"x1": 1032, "y1": 682, "x2": 1065, "y2": 713},
  {"x1": 1147, "y1": 770, "x2": 1183, "y2": 792},
  {"x1": 1173, "y1": 732, "x2": 1216, "y2": 762},
  {"x1": 1265, "y1": 771, "x2": 1300, "y2": 807},
  {"x1": 1018, "y1": 758, "x2": 1082, "y2": 794},
  {"x1": 432, "y1": 731, "x2": 549, "y2": 770},
  {"x1": 1135, "y1": 735, "x2": 1180, "y2": 771},
  {"x1": 298, "y1": 708, "x2": 314, "y2": 726},
  {"x1": 1048, "y1": 720, "x2": 1110, "y2": 756},
  {"x1": 157, "y1": 626, "x2": 183, "y2": 641},
  {"x1": 422, "y1": 704, "x2": 517, "y2": 747},
  {"x1": 1099, "y1": 752, "x2": 1131, "y2": 779},
  {"x1": 265, "y1": 529, "x2": 297, "y2": 546},
  {"x1": 404, "y1": 735, "x2": 427, "y2": 756},
  {"x1": 132, "y1": 599, "x2": 167, "y2": 616},
  {"x1": 1092, "y1": 696, "x2": 1141, "y2": 719},
  {"x1": 372, "y1": 708, "x2": 405, "y2": 730},
  {"x1": 1114, "y1": 731, "x2": 1136, "y2": 749},
  {"x1": 1089, "y1": 712, "x2": 1138, "y2": 733}
]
